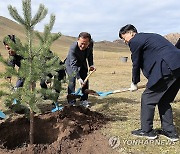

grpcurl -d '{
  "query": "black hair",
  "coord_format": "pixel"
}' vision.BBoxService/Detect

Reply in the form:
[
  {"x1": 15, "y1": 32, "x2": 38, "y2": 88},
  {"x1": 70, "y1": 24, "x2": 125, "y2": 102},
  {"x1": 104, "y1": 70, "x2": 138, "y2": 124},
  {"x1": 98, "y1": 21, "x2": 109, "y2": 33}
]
[
  {"x1": 119, "y1": 24, "x2": 137, "y2": 39},
  {"x1": 78, "y1": 32, "x2": 91, "y2": 41},
  {"x1": 3, "y1": 35, "x2": 16, "y2": 45}
]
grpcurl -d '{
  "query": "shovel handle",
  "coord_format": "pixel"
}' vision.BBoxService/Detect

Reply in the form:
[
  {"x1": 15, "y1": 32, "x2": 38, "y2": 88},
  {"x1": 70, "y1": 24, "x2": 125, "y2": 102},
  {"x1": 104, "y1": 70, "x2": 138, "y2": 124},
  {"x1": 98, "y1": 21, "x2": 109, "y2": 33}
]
[
  {"x1": 77, "y1": 69, "x2": 96, "y2": 89},
  {"x1": 137, "y1": 84, "x2": 146, "y2": 89},
  {"x1": 112, "y1": 84, "x2": 146, "y2": 94},
  {"x1": 83, "y1": 69, "x2": 96, "y2": 85},
  {"x1": 112, "y1": 89, "x2": 129, "y2": 93}
]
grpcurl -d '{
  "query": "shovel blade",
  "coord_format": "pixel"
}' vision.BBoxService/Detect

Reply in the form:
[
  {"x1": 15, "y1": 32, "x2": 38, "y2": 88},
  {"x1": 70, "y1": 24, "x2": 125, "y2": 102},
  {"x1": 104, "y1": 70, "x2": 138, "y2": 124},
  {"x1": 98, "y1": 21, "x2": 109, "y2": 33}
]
[
  {"x1": 51, "y1": 103, "x2": 63, "y2": 112},
  {"x1": 75, "y1": 88, "x2": 81, "y2": 95},
  {"x1": 98, "y1": 91, "x2": 113, "y2": 97},
  {"x1": 0, "y1": 111, "x2": 6, "y2": 119}
]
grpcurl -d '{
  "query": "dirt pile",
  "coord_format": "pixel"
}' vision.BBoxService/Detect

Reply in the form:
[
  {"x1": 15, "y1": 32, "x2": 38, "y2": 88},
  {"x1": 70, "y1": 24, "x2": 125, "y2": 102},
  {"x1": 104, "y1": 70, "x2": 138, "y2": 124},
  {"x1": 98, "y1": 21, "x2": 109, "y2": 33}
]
[{"x1": 0, "y1": 106, "x2": 114, "y2": 154}]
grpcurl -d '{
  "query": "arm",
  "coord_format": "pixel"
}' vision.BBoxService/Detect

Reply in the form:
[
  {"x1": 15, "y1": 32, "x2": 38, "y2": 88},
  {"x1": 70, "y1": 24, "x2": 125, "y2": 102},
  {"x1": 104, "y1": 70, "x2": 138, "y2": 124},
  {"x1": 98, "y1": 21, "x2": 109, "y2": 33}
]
[
  {"x1": 87, "y1": 42, "x2": 95, "y2": 71},
  {"x1": 129, "y1": 39, "x2": 143, "y2": 84},
  {"x1": 87, "y1": 48, "x2": 94, "y2": 66},
  {"x1": 8, "y1": 54, "x2": 23, "y2": 68},
  {"x1": 68, "y1": 44, "x2": 81, "y2": 79},
  {"x1": 8, "y1": 57, "x2": 15, "y2": 67}
]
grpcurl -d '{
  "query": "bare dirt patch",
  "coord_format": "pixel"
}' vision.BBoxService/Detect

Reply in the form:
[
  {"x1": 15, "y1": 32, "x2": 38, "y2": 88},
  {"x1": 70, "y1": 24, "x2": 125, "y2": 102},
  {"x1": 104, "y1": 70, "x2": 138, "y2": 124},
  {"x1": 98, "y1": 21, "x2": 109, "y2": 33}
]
[{"x1": 0, "y1": 105, "x2": 116, "y2": 154}]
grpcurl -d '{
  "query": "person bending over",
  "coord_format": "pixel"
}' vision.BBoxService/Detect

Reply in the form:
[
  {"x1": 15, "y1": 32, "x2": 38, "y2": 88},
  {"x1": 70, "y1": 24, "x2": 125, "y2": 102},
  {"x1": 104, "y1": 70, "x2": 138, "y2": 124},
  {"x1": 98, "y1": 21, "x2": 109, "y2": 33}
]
[
  {"x1": 65, "y1": 32, "x2": 96, "y2": 107},
  {"x1": 119, "y1": 24, "x2": 180, "y2": 141}
]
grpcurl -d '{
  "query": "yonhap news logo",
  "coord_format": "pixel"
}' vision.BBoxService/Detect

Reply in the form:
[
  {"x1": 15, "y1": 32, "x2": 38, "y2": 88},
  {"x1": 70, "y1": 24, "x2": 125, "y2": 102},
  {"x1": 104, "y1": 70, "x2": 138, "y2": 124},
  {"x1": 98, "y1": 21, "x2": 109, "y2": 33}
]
[
  {"x1": 108, "y1": 136, "x2": 120, "y2": 149},
  {"x1": 108, "y1": 136, "x2": 176, "y2": 149}
]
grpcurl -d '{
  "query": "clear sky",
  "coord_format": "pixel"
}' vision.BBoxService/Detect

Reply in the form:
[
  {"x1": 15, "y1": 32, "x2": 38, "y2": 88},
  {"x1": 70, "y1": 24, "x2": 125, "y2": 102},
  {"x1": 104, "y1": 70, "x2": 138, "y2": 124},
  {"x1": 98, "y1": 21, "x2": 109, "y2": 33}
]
[{"x1": 1, "y1": 0, "x2": 180, "y2": 41}]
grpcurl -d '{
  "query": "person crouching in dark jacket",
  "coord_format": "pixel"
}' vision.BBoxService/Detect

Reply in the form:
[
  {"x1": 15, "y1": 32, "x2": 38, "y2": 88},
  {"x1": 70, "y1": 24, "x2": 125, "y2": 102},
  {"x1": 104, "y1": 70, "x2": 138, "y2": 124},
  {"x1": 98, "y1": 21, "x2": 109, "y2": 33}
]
[{"x1": 3, "y1": 35, "x2": 24, "y2": 89}]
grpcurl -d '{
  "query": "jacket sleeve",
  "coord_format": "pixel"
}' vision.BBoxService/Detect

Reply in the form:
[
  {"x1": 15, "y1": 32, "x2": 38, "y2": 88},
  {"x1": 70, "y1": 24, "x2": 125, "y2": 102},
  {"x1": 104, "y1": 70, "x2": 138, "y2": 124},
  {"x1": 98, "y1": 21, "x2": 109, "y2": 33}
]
[
  {"x1": 87, "y1": 44, "x2": 94, "y2": 67},
  {"x1": 129, "y1": 39, "x2": 143, "y2": 84},
  {"x1": 68, "y1": 44, "x2": 81, "y2": 79},
  {"x1": 8, "y1": 58, "x2": 15, "y2": 68}
]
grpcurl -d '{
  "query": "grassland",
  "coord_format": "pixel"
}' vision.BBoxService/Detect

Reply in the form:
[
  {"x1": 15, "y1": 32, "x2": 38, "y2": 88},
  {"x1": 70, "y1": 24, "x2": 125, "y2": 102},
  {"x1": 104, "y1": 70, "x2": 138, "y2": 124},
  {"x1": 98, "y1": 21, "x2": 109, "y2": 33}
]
[{"x1": 0, "y1": 16, "x2": 180, "y2": 153}]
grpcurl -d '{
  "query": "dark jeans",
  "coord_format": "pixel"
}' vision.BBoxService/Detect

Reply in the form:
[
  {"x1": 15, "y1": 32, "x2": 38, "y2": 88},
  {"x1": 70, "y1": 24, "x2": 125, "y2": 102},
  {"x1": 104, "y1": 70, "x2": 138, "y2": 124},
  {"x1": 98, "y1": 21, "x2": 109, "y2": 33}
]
[
  {"x1": 67, "y1": 68, "x2": 88, "y2": 102},
  {"x1": 141, "y1": 75, "x2": 180, "y2": 133},
  {"x1": 40, "y1": 74, "x2": 62, "y2": 102}
]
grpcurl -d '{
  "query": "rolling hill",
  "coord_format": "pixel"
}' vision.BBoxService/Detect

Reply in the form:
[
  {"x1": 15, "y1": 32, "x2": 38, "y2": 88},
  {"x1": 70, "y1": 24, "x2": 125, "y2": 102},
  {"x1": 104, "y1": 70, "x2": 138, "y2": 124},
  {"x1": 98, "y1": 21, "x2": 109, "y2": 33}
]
[
  {"x1": 1, "y1": 16, "x2": 180, "y2": 59},
  {"x1": 0, "y1": 16, "x2": 127, "y2": 60},
  {"x1": 0, "y1": 16, "x2": 77, "y2": 59}
]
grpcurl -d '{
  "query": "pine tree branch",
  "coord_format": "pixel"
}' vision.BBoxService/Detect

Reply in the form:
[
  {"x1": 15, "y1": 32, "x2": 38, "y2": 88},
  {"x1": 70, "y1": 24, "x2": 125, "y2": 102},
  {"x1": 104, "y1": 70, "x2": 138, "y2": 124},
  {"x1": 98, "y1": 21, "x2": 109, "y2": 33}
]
[
  {"x1": 31, "y1": 4, "x2": 48, "y2": 27},
  {"x1": 48, "y1": 14, "x2": 55, "y2": 32},
  {"x1": 0, "y1": 56, "x2": 9, "y2": 66},
  {"x1": 43, "y1": 25, "x2": 50, "y2": 43},
  {"x1": 0, "y1": 91, "x2": 9, "y2": 98},
  {"x1": 51, "y1": 33, "x2": 61, "y2": 42},
  {"x1": 35, "y1": 32, "x2": 43, "y2": 44},
  {"x1": 22, "y1": 0, "x2": 31, "y2": 28},
  {"x1": 8, "y1": 6, "x2": 25, "y2": 25}
]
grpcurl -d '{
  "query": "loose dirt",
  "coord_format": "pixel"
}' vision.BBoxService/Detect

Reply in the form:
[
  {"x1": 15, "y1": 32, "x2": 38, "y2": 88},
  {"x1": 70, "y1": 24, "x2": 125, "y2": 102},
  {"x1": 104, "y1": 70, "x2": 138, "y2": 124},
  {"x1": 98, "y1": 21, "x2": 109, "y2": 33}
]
[{"x1": 0, "y1": 105, "x2": 116, "y2": 154}]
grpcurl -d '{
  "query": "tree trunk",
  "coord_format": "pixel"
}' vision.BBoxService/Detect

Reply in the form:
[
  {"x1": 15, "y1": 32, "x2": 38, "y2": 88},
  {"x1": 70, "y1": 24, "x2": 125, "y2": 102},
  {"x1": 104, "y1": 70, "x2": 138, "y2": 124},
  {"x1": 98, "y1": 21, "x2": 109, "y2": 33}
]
[
  {"x1": 29, "y1": 109, "x2": 34, "y2": 145},
  {"x1": 29, "y1": 82, "x2": 36, "y2": 145}
]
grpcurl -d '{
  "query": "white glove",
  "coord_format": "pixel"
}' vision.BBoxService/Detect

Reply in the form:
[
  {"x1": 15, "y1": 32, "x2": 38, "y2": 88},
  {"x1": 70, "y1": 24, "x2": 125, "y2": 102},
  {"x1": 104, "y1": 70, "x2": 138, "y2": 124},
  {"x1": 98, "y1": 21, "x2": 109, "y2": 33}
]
[
  {"x1": 128, "y1": 83, "x2": 138, "y2": 92},
  {"x1": 78, "y1": 78, "x2": 84, "y2": 87}
]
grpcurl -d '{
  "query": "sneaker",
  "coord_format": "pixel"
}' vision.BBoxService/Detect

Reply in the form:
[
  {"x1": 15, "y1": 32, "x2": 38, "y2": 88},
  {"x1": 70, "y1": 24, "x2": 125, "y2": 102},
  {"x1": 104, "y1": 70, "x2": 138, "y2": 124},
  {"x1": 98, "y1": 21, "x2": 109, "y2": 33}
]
[
  {"x1": 68, "y1": 100, "x2": 76, "y2": 106},
  {"x1": 80, "y1": 100, "x2": 90, "y2": 108},
  {"x1": 132, "y1": 129, "x2": 157, "y2": 140},
  {"x1": 158, "y1": 129, "x2": 179, "y2": 142}
]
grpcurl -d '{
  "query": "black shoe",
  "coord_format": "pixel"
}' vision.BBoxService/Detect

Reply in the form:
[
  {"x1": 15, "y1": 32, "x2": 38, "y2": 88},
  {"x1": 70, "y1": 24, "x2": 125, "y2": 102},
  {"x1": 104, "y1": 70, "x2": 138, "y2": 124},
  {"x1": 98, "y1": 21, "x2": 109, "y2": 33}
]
[
  {"x1": 132, "y1": 129, "x2": 157, "y2": 140},
  {"x1": 68, "y1": 100, "x2": 76, "y2": 106},
  {"x1": 158, "y1": 129, "x2": 179, "y2": 142}
]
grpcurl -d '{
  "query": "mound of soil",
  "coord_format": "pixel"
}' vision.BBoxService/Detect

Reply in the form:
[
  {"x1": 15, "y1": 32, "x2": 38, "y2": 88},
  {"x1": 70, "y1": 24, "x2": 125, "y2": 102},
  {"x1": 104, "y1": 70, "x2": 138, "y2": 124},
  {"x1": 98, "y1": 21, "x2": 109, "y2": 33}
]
[{"x1": 0, "y1": 106, "x2": 114, "y2": 154}]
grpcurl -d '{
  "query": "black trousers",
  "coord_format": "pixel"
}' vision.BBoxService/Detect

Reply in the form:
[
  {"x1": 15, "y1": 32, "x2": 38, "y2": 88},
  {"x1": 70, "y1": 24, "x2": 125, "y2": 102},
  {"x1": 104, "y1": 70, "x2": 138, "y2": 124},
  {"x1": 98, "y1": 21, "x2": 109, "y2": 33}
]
[
  {"x1": 40, "y1": 73, "x2": 62, "y2": 102},
  {"x1": 67, "y1": 68, "x2": 89, "y2": 102},
  {"x1": 15, "y1": 78, "x2": 24, "y2": 88},
  {"x1": 141, "y1": 75, "x2": 180, "y2": 133}
]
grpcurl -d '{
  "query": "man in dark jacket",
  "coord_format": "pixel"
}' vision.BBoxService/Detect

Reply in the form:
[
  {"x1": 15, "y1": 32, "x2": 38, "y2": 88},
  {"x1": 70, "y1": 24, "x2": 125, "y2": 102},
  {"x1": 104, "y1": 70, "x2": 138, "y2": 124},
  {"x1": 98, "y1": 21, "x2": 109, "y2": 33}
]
[
  {"x1": 65, "y1": 32, "x2": 96, "y2": 107},
  {"x1": 3, "y1": 35, "x2": 24, "y2": 89},
  {"x1": 40, "y1": 52, "x2": 66, "y2": 103},
  {"x1": 119, "y1": 24, "x2": 180, "y2": 141}
]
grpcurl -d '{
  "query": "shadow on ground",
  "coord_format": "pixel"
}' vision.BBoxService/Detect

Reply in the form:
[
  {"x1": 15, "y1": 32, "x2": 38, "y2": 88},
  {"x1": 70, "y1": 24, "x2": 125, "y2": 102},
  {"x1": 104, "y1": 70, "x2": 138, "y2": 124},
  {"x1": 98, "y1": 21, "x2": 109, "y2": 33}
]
[{"x1": 88, "y1": 96, "x2": 141, "y2": 122}]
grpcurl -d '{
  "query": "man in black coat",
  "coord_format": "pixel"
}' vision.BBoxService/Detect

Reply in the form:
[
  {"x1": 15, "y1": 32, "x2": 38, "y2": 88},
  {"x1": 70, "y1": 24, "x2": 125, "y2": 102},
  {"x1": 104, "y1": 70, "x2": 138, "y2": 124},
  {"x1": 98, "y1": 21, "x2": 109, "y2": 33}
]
[
  {"x1": 65, "y1": 32, "x2": 96, "y2": 107},
  {"x1": 40, "y1": 51, "x2": 66, "y2": 102},
  {"x1": 3, "y1": 35, "x2": 24, "y2": 89},
  {"x1": 119, "y1": 24, "x2": 180, "y2": 141}
]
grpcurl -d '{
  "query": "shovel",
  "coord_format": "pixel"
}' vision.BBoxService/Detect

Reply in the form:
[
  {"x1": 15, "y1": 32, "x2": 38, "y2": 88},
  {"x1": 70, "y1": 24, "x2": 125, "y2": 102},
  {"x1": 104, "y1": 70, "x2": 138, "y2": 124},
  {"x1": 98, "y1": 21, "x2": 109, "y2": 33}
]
[
  {"x1": 76, "y1": 69, "x2": 96, "y2": 94},
  {"x1": 0, "y1": 111, "x2": 6, "y2": 119},
  {"x1": 85, "y1": 85, "x2": 146, "y2": 98},
  {"x1": 51, "y1": 102, "x2": 63, "y2": 112},
  {"x1": 67, "y1": 69, "x2": 96, "y2": 101}
]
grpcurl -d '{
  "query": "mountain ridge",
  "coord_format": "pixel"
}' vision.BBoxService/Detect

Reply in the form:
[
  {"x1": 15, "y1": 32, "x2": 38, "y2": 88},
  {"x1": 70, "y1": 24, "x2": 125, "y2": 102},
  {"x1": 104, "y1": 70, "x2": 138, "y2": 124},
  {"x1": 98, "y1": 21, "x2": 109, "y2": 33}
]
[{"x1": 0, "y1": 16, "x2": 179, "y2": 54}]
